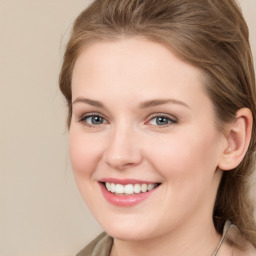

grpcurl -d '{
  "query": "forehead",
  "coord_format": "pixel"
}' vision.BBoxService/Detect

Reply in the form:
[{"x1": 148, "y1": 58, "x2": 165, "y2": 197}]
[
  {"x1": 71, "y1": 38, "x2": 210, "y2": 110},
  {"x1": 72, "y1": 38, "x2": 203, "y2": 88}
]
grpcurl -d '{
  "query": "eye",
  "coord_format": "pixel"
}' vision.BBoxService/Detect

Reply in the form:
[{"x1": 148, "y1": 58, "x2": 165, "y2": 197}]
[
  {"x1": 79, "y1": 113, "x2": 108, "y2": 127},
  {"x1": 147, "y1": 114, "x2": 177, "y2": 126}
]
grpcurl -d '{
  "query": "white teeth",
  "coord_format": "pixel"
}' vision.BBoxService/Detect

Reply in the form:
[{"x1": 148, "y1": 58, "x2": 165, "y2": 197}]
[
  {"x1": 105, "y1": 182, "x2": 158, "y2": 195},
  {"x1": 124, "y1": 184, "x2": 133, "y2": 194},
  {"x1": 110, "y1": 183, "x2": 116, "y2": 193},
  {"x1": 134, "y1": 184, "x2": 141, "y2": 193},
  {"x1": 115, "y1": 184, "x2": 125, "y2": 194},
  {"x1": 141, "y1": 183, "x2": 147, "y2": 193},
  {"x1": 147, "y1": 183, "x2": 155, "y2": 191},
  {"x1": 106, "y1": 182, "x2": 111, "y2": 191}
]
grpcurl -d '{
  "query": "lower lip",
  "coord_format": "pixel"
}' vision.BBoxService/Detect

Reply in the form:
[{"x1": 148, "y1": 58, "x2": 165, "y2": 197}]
[{"x1": 99, "y1": 183, "x2": 158, "y2": 207}]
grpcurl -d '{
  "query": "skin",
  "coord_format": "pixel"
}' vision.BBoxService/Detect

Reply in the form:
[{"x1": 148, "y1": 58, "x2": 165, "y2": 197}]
[{"x1": 69, "y1": 37, "x2": 231, "y2": 256}]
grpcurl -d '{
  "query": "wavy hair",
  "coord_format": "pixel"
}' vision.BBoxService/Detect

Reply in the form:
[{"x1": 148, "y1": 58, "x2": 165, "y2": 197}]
[{"x1": 59, "y1": 0, "x2": 256, "y2": 246}]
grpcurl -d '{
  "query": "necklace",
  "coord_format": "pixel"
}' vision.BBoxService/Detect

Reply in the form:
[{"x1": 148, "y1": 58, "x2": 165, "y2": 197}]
[
  {"x1": 212, "y1": 221, "x2": 231, "y2": 256},
  {"x1": 111, "y1": 221, "x2": 231, "y2": 256}
]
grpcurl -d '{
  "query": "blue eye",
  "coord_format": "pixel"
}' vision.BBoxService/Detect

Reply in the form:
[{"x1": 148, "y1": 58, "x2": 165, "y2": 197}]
[
  {"x1": 148, "y1": 115, "x2": 177, "y2": 126},
  {"x1": 79, "y1": 114, "x2": 107, "y2": 126}
]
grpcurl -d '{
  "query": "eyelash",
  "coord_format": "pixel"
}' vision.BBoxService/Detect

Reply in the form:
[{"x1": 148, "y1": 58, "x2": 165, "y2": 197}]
[
  {"x1": 78, "y1": 112, "x2": 178, "y2": 128},
  {"x1": 146, "y1": 113, "x2": 178, "y2": 127},
  {"x1": 78, "y1": 112, "x2": 108, "y2": 128}
]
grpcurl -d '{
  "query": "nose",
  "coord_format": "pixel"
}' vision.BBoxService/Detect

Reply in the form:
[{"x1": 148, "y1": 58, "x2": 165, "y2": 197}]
[{"x1": 103, "y1": 125, "x2": 143, "y2": 170}]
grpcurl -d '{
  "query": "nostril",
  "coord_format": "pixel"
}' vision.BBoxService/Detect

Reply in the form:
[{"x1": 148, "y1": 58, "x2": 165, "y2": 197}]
[{"x1": 103, "y1": 149, "x2": 143, "y2": 169}]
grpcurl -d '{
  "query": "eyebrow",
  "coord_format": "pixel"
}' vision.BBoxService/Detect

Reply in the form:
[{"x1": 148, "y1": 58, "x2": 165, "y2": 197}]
[
  {"x1": 72, "y1": 97, "x2": 105, "y2": 108},
  {"x1": 139, "y1": 99, "x2": 190, "y2": 109},
  {"x1": 72, "y1": 97, "x2": 190, "y2": 109}
]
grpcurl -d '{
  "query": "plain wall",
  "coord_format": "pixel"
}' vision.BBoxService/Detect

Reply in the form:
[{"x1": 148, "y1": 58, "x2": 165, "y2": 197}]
[{"x1": 0, "y1": 1, "x2": 255, "y2": 255}]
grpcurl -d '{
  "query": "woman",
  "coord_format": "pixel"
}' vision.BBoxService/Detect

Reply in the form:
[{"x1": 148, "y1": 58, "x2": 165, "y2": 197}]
[{"x1": 59, "y1": 0, "x2": 256, "y2": 255}]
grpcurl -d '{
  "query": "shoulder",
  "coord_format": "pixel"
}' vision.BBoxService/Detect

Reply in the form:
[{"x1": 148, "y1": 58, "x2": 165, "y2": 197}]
[
  {"x1": 220, "y1": 222, "x2": 256, "y2": 256},
  {"x1": 76, "y1": 232, "x2": 113, "y2": 256}
]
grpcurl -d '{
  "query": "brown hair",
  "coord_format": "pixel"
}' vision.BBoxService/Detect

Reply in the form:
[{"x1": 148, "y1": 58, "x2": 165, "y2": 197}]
[{"x1": 59, "y1": 0, "x2": 256, "y2": 246}]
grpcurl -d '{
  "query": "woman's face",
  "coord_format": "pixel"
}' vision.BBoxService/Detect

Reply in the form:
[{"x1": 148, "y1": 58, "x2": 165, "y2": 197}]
[{"x1": 69, "y1": 38, "x2": 227, "y2": 241}]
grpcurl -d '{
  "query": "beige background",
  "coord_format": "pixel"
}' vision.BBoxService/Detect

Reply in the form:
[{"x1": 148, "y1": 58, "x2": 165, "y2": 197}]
[{"x1": 0, "y1": 1, "x2": 255, "y2": 255}]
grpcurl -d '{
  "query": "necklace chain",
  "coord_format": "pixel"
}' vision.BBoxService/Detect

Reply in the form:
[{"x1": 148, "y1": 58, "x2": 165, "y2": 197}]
[{"x1": 110, "y1": 222, "x2": 231, "y2": 256}]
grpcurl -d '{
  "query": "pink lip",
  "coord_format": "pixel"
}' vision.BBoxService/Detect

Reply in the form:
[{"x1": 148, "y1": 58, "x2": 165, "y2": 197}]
[{"x1": 99, "y1": 181, "x2": 160, "y2": 207}]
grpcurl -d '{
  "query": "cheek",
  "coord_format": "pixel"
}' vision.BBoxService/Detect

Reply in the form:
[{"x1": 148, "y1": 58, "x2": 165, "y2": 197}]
[
  {"x1": 68, "y1": 129, "x2": 108, "y2": 210},
  {"x1": 145, "y1": 128, "x2": 221, "y2": 183},
  {"x1": 69, "y1": 129, "x2": 104, "y2": 179},
  {"x1": 144, "y1": 129, "x2": 222, "y2": 221}
]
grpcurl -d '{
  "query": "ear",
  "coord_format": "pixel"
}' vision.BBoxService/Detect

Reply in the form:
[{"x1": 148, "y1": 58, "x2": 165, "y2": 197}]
[{"x1": 218, "y1": 108, "x2": 253, "y2": 171}]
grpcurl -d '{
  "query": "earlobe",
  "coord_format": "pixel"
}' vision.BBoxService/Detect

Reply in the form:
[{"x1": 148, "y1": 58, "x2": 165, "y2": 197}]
[{"x1": 218, "y1": 108, "x2": 253, "y2": 171}]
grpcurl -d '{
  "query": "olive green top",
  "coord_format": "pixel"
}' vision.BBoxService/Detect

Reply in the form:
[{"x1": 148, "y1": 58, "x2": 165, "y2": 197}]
[
  {"x1": 76, "y1": 221, "x2": 256, "y2": 256},
  {"x1": 77, "y1": 232, "x2": 113, "y2": 256}
]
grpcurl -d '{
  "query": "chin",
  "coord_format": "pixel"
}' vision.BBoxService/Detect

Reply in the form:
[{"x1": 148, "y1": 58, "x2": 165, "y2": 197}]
[
  {"x1": 107, "y1": 228, "x2": 150, "y2": 241},
  {"x1": 99, "y1": 218, "x2": 156, "y2": 241}
]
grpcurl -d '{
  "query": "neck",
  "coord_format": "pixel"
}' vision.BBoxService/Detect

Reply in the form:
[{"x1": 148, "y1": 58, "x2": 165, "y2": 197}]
[{"x1": 111, "y1": 218, "x2": 221, "y2": 256}]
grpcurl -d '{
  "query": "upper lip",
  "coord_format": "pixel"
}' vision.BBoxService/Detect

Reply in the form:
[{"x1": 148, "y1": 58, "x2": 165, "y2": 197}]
[{"x1": 99, "y1": 178, "x2": 160, "y2": 185}]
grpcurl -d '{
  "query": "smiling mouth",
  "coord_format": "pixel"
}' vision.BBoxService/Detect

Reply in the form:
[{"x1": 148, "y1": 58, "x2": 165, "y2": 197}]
[{"x1": 103, "y1": 182, "x2": 160, "y2": 196}]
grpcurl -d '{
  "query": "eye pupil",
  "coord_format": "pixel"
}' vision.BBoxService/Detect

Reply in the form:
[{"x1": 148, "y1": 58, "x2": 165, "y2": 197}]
[
  {"x1": 92, "y1": 116, "x2": 103, "y2": 124},
  {"x1": 156, "y1": 117, "x2": 169, "y2": 125}
]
